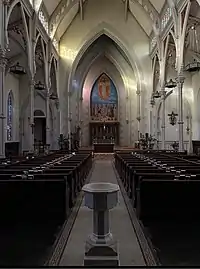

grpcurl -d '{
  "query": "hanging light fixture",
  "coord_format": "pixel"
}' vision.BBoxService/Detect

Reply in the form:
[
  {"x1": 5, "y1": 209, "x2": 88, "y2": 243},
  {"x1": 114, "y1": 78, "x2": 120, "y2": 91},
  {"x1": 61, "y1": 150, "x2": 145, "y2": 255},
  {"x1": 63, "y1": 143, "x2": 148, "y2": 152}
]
[
  {"x1": 49, "y1": 92, "x2": 58, "y2": 100},
  {"x1": 185, "y1": 59, "x2": 200, "y2": 72},
  {"x1": 153, "y1": 91, "x2": 161, "y2": 98},
  {"x1": 165, "y1": 79, "x2": 176, "y2": 88},
  {"x1": 185, "y1": 25, "x2": 200, "y2": 72},
  {"x1": 10, "y1": 62, "x2": 26, "y2": 75},
  {"x1": 34, "y1": 81, "x2": 45, "y2": 90},
  {"x1": 168, "y1": 111, "x2": 178, "y2": 125}
]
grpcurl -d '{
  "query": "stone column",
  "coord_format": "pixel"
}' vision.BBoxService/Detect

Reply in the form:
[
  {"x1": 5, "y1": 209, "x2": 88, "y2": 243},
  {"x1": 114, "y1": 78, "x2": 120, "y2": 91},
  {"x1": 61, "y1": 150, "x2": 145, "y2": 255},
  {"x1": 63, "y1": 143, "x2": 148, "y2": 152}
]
[
  {"x1": 79, "y1": 97, "x2": 83, "y2": 146},
  {"x1": 28, "y1": 78, "x2": 35, "y2": 152},
  {"x1": 176, "y1": 74, "x2": 185, "y2": 152},
  {"x1": 0, "y1": 48, "x2": 7, "y2": 158},
  {"x1": 188, "y1": 116, "x2": 193, "y2": 154},
  {"x1": 161, "y1": 87, "x2": 166, "y2": 150},
  {"x1": 0, "y1": 0, "x2": 9, "y2": 158},
  {"x1": 82, "y1": 182, "x2": 119, "y2": 266},
  {"x1": 136, "y1": 88, "x2": 141, "y2": 141},
  {"x1": 68, "y1": 92, "x2": 72, "y2": 150},
  {"x1": 46, "y1": 91, "x2": 51, "y2": 147}
]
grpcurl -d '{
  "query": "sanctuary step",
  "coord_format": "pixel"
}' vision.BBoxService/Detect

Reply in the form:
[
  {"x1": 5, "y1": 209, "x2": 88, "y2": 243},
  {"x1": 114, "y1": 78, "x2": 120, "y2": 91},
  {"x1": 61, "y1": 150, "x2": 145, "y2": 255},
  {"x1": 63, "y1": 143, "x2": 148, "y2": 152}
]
[{"x1": 93, "y1": 143, "x2": 114, "y2": 153}]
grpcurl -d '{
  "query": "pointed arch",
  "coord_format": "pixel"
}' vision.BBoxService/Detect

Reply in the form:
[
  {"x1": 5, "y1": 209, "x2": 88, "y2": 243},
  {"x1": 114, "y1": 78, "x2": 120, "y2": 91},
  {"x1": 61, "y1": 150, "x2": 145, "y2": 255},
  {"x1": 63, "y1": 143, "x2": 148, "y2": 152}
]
[
  {"x1": 6, "y1": 1, "x2": 30, "y2": 47},
  {"x1": 90, "y1": 73, "x2": 118, "y2": 121},
  {"x1": 49, "y1": 56, "x2": 58, "y2": 94},
  {"x1": 34, "y1": 0, "x2": 43, "y2": 12},
  {"x1": 7, "y1": 90, "x2": 14, "y2": 141},
  {"x1": 68, "y1": 22, "x2": 144, "y2": 95},
  {"x1": 78, "y1": 49, "x2": 128, "y2": 100}
]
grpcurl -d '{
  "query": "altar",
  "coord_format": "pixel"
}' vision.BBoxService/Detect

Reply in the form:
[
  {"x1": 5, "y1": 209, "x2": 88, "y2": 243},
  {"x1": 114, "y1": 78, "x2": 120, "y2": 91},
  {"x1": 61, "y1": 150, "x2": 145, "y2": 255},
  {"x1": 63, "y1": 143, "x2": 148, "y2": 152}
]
[{"x1": 93, "y1": 143, "x2": 114, "y2": 153}]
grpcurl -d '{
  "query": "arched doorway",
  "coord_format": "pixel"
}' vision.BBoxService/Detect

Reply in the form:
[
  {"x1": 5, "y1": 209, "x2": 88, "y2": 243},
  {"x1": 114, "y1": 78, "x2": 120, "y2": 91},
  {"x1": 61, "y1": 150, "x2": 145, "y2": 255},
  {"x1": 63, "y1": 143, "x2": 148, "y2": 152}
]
[
  {"x1": 34, "y1": 110, "x2": 46, "y2": 145},
  {"x1": 89, "y1": 73, "x2": 119, "y2": 145}
]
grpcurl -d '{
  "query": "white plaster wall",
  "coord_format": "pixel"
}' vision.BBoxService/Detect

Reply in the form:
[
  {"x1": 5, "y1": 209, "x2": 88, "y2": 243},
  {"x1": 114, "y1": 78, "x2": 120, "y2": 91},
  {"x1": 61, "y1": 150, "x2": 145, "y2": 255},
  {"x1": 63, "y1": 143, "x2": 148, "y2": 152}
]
[
  {"x1": 156, "y1": 92, "x2": 191, "y2": 149},
  {"x1": 191, "y1": 72, "x2": 200, "y2": 140},
  {"x1": 34, "y1": 93, "x2": 46, "y2": 115},
  {"x1": 59, "y1": 0, "x2": 151, "y2": 136}
]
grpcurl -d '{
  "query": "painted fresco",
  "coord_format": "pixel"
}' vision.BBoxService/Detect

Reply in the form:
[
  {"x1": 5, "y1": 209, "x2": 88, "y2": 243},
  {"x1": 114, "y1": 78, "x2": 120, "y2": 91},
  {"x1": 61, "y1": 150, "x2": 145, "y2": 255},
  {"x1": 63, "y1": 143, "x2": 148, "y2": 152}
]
[{"x1": 90, "y1": 74, "x2": 118, "y2": 121}]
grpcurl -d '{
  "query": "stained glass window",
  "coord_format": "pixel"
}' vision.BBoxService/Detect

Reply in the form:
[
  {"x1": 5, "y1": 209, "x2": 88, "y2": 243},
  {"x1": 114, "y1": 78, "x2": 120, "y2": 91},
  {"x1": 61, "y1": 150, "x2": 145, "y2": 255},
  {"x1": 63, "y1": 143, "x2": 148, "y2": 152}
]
[{"x1": 7, "y1": 91, "x2": 13, "y2": 141}]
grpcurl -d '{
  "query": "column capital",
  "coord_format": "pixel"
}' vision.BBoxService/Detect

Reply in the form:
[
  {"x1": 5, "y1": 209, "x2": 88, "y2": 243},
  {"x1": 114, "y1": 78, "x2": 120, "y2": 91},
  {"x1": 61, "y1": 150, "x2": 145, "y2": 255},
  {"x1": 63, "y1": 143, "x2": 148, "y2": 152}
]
[
  {"x1": 175, "y1": 75, "x2": 185, "y2": 84},
  {"x1": 161, "y1": 88, "x2": 166, "y2": 95},
  {"x1": 3, "y1": 0, "x2": 10, "y2": 6},
  {"x1": 0, "y1": 48, "x2": 8, "y2": 69},
  {"x1": 55, "y1": 99, "x2": 59, "y2": 109},
  {"x1": 136, "y1": 89, "x2": 140, "y2": 95},
  {"x1": 136, "y1": 116, "x2": 141, "y2": 122},
  {"x1": 30, "y1": 78, "x2": 35, "y2": 86}
]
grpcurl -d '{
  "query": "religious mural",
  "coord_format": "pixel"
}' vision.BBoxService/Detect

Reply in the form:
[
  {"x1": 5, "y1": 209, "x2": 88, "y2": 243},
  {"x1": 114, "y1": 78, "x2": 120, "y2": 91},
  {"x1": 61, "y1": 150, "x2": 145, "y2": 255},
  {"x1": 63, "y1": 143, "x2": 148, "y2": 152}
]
[{"x1": 90, "y1": 74, "x2": 118, "y2": 121}]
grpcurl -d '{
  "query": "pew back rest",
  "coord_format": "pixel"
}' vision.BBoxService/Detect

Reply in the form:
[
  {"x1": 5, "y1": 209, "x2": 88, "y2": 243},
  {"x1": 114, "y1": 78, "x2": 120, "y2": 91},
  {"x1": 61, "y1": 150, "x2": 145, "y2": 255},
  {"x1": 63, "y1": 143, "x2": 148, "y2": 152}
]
[{"x1": 139, "y1": 179, "x2": 200, "y2": 220}]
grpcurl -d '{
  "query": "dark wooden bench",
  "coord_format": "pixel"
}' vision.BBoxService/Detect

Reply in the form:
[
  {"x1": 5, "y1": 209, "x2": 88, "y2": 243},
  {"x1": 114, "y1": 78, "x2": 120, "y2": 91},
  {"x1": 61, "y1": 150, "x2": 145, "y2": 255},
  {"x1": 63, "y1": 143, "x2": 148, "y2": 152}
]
[{"x1": 136, "y1": 179, "x2": 200, "y2": 221}]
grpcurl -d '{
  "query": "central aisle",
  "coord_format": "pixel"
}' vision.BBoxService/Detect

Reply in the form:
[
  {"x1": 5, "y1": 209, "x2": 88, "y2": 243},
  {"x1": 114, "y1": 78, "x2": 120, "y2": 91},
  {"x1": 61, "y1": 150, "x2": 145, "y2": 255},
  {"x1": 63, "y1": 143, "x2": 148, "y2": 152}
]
[{"x1": 59, "y1": 157, "x2": 145, "y2": 266}]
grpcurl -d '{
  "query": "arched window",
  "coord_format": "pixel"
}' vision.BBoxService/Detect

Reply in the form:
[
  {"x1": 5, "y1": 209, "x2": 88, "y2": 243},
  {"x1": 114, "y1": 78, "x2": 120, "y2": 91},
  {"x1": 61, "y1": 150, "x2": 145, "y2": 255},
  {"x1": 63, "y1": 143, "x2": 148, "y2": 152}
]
[{"x1": 7, "y1": 91, "x2": 14, "y2": 141}]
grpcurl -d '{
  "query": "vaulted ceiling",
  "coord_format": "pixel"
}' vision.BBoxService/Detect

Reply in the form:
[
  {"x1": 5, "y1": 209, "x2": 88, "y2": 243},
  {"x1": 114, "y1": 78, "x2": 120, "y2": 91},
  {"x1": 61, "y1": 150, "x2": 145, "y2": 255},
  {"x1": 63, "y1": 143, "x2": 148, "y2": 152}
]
[
  {"x1": 41, "y1": 0, "x2": 166, "y2": 37},
  {"x1": 43, "y1": 0, "x2": 165, "y2": 15}
]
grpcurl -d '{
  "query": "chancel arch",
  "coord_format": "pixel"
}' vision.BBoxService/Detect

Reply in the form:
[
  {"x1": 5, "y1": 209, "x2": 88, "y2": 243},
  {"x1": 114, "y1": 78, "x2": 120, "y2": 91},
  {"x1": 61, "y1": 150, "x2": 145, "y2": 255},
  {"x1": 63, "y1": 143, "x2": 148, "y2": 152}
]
[
  {"x1": 68, "y1": 33, "x2": 136, "y2": 148},
  {"x1": 81, "y1": 57, "x2": 130, "y2": 147}
]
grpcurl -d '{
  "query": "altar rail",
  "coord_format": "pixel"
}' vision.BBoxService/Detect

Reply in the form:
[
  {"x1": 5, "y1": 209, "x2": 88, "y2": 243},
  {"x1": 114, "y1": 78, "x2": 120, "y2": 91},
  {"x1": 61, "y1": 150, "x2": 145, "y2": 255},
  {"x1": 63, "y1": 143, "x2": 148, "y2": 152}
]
[{"x1": 93, "y1": 138, "x2": 115, "y2": 144}]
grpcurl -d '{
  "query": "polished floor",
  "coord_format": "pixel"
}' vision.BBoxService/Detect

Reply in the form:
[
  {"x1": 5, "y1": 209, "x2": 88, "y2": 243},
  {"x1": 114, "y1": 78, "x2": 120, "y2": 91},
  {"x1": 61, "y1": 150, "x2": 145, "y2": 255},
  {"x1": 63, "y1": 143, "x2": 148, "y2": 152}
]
[{"x1": 59, "y1": 156, "x2": 145, "y2": 266}]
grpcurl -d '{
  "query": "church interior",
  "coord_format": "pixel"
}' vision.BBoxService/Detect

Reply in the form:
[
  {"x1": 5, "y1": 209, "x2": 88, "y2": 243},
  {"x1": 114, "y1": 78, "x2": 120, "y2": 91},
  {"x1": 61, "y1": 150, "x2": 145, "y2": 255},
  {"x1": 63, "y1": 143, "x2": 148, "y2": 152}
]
[{"x1": 1, "y1": 0, "x2": 200, "y2": 266}]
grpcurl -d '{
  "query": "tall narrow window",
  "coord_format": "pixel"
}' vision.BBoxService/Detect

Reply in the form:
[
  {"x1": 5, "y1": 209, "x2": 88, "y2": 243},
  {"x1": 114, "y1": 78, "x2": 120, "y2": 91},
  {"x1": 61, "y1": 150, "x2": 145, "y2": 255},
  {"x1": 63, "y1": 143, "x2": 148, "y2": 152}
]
[{"x1": 7, "y1": 91, "x2": 13, "y2": 141}]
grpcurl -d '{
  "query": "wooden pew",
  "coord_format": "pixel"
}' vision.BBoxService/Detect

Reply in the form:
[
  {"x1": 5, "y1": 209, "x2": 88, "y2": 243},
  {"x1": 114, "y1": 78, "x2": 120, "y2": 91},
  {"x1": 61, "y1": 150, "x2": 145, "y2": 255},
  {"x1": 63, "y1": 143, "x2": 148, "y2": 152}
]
[
  {"x1": 136, "y1": 178, "x2": 200, "y2": 220},
  {"x1": 0, "y1": 151, "x2": 92, "y2": 266}
]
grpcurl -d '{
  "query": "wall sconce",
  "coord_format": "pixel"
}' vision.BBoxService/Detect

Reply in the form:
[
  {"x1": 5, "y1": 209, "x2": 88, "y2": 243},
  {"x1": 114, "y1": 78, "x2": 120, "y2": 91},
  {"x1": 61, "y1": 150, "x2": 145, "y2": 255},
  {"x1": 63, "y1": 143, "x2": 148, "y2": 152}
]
[
  {"x1": 153, "y1": 91, "x2": 161, "y2": 98},
  {"x1": 69, "y1": 112, "x2": 72, "y2": 122},
  {"x1": 10, "y1": 62, "x2": 26, "y2": 75},
  {"x1": 165, "y1": 79, "x2": 176, "y2": 88},
  {"x1": 34, "y1": 81, "x2": 45, "y2": 90},
  {"x1": 186, "y1": 115, "x2": 190, "y2": 134},
  {"x1": 136, "y1": 116, "x2": 141, "y2": 122},
  {"x1": 49, "y1": 92, "x2": 58, "y2": 100},
  {"x1": 168, "y1": 111, "x2": 178, "y2": 126},
  {"x1": 126, "y1": 119, "x2": 129, "y2": 124},
  {"x1": 28, "y1": 117, "x2": 35, "y2": 134},
  {"x1": 185, "y1": 59, "x2": 200, "y2": 72}
]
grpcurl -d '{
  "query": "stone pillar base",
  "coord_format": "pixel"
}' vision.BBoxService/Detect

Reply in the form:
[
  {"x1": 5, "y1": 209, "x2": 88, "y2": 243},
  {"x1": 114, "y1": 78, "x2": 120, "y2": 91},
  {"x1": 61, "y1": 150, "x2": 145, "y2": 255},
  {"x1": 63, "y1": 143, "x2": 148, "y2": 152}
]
[
  {"x1": 84, "y1": 255, "x2": 119, "y2": 266},
  {"x1": 84, "y1": 233, "x2": 119, "y2": 266}
]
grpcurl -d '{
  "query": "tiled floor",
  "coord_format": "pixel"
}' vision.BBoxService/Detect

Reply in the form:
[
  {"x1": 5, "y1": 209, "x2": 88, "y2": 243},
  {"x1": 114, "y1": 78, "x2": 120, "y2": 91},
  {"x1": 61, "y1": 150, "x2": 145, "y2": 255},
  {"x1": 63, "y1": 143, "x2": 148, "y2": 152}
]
[{"x1": 59, "y1": 159, "x2": 145, "y2": 266}]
